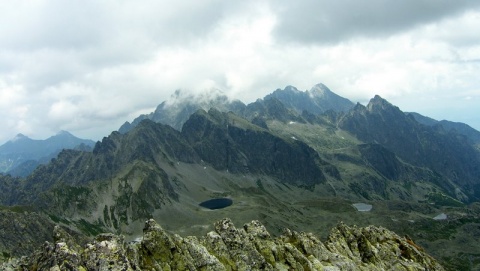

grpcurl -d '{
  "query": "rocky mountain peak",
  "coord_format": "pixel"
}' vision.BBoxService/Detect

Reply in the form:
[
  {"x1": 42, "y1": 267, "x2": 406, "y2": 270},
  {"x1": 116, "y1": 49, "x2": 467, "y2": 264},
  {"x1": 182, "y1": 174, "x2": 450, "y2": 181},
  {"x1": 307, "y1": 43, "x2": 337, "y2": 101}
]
[
  {"x1": 284, "y1": 85, "x2": 300, "y2": 93},
  {"x1": 366, "y1": 95, "x2": 396, "y2": 112},
  {"x1": 309, "y1": 83, "x2": 331, "y2": 97},
  {"x1": 55, "y1": 130, "x2": 72, "y2": 136},
  {"x1": 120, "y1": 83, "x2": 355, "y2": 134},
  {"x1": 10, "y1": 133, "x2": 29, "y2": 142},
  {"x1": 120, "y1": 88, "x2": 246, "y2": 133},
  {"x1": 264, "y1": 83, "x2": 354, "y2": 115},
  {"x1": 352, "y1": 102, "x2": 367, "y2": 111}
]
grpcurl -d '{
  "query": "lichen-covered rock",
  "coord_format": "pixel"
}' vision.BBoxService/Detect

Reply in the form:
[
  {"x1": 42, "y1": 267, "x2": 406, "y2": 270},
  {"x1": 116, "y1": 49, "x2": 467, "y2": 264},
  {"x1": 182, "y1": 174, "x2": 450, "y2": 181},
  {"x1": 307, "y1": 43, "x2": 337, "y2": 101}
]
[
  {"x1": 182, "y1": 236, "x2": 225, "y2": 271},
  {"x1": 211, "y1": 218, "x2": 272, "y2": 270},
  {"x1": 1, "y1": 218, "x2": 445, "y2": 271},
  {"x1": 24, "y1": 226, "x2": 83, "y2": 271},
  {"x1": 140, "y1": 218, "x2": 177, "y2": 269},
  {"x1": 82, "y1": 233, "x2": 134, "y2": 271},
  {"x1": 325, "y1": 222, "x2": 444, "y2": 270}
]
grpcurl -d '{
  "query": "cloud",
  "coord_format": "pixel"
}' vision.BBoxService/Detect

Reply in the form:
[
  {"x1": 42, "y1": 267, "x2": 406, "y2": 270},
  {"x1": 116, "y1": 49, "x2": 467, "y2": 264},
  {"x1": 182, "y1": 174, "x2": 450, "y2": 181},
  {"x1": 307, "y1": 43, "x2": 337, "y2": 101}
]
[
  {"x1": 271, "y1": 0, "x2": 480, "y2": 44},
  {"x1": 0, "y1": 1, "x2": 479, "y2": 144}
]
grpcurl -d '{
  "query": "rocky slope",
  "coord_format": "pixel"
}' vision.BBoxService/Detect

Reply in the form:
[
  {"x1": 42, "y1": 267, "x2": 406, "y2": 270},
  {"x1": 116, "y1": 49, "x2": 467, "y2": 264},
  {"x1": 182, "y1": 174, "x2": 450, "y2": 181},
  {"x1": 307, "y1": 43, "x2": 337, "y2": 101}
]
[{"x1": 1, "y1": 218, "x2": 444, "y2": 271}]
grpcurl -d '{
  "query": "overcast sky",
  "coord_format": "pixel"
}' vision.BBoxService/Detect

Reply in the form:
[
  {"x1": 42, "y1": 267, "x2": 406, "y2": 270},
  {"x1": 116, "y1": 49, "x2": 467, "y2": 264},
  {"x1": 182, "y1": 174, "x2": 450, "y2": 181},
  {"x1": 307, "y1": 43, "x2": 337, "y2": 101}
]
[{"x1": 1, "y1": 0, "x2": 480, "y2": 144}]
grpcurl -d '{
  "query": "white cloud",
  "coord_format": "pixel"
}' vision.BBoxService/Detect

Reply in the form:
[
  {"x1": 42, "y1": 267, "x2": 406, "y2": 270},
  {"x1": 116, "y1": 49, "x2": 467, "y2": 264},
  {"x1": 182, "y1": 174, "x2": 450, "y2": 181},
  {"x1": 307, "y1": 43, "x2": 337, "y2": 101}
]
[{"x1": 0, "y1": 1, "x2": 479, "y2": 144}]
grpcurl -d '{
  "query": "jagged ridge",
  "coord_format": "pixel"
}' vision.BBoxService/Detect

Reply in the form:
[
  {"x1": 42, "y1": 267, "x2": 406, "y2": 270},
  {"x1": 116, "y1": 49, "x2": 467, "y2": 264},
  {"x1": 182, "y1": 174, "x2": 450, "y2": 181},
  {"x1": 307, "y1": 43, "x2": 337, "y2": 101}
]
[
  {"x1": 264, "y1": 84, "x2": 354, "y2": 115},
  {"x1": 2, "y1": 218, "x2": 444, "y2": 271}
]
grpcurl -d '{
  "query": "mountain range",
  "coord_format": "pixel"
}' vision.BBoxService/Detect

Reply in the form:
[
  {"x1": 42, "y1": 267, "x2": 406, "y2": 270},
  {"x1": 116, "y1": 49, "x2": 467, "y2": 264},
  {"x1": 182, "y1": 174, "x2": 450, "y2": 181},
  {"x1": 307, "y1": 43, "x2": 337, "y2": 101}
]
[
  {"x1": 118, "y1": 83, "x2": 354, "y2": 134},
  {"x1": 0, "y1": 131, "x2": 95, "y2": 177},
  {"x1": 1, "y1": 83, "x2": 479, "y2": 270}
]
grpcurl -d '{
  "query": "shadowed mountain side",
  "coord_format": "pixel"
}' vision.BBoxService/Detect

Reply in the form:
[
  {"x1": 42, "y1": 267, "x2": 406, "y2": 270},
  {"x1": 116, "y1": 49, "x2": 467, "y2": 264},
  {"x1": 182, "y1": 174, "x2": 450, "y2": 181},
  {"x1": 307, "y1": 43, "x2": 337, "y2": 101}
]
[
  {"x1": 6, "y1": 160, "x2": 41, "y2": 178},
  {"x1": 407, "y1": 112, "x2": 480, "y2": 145},
  {"x1": 339, "y1": 96, "x2": 480, "y2": 201},
  {"x1": 181, "y1": 108, "x2": 327, "y2": 186},
  {"x1": 0, "y1": 174, "x2": 21, "y2": 206},
  {"x1": 357, "y1": 143, "x2": 456, "y2": 199}
]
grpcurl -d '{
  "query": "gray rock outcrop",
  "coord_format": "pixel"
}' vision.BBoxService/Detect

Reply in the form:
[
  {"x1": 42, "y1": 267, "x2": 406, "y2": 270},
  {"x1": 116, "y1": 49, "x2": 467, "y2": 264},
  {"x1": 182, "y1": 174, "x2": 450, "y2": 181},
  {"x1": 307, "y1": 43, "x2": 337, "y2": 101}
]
[{"x1": 1, "y1": 218, "x2": 444, "y2": 270}]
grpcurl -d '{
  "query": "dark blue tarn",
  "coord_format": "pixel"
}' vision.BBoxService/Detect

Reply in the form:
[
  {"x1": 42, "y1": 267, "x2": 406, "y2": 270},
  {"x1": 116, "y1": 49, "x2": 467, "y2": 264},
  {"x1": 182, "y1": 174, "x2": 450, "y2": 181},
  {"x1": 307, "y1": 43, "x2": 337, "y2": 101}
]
[{"x1": 199, "y1": 198, "x2": 233, "y2": 210}]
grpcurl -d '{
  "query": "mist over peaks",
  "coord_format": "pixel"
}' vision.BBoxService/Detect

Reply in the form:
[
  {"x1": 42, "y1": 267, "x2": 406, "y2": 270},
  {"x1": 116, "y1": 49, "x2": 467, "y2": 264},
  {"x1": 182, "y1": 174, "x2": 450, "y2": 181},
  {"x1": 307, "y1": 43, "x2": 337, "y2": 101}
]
[{"x1": 164, "y1": 88, "x2": 233, "y2": 108}]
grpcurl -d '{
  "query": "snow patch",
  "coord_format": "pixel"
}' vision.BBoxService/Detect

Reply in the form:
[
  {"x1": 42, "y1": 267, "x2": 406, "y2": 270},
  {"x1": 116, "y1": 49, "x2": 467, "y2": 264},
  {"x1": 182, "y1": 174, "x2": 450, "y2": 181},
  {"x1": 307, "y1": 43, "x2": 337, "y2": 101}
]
[{"x1": 433, "y1": 213, "x2": 447, "y2": 220}]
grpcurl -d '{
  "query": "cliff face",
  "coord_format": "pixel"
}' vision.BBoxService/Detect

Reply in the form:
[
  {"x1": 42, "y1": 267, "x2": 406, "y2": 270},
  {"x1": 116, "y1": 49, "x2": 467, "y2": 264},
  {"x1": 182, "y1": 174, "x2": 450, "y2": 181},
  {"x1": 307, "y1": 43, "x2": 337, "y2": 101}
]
[
  {"x1": 2, "y1": 218, "x2": 444, "y2": 271},
  {"x1": 182, "y1": 109, "x2": 327, "y2": 186}
]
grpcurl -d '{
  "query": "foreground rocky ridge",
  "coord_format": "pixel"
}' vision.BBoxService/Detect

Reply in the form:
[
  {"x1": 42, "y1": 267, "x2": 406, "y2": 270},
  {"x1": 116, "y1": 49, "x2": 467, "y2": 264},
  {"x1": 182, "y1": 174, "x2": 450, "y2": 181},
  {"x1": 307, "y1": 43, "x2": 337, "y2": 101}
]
[{"x1": 2, "y1": 218, "x2": 444, "y2": 271}]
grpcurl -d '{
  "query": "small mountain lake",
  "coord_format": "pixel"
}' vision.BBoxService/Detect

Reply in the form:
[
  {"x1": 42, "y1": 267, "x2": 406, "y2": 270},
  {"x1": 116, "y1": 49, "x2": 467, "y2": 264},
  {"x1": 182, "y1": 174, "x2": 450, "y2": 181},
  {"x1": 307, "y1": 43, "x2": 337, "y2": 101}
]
[
  {"x1": 352, "y1": 203, "x2": 373, "y2": 212},
  {"x1": 199, "y1": 198, "x2": 233, "y2": 210}
]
